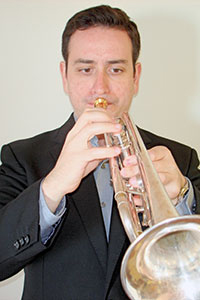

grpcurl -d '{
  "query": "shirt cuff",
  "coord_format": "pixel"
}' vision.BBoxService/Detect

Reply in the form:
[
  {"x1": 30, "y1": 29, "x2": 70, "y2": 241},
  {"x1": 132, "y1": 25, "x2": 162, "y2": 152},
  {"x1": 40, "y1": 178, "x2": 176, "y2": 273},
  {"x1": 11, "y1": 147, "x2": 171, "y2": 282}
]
[
  {"x1": 39, "y1": 182, "x2": 66, "y2": 244},
  {"x1": 175, "y1": 177, "x2": 195, "y2": 215}
]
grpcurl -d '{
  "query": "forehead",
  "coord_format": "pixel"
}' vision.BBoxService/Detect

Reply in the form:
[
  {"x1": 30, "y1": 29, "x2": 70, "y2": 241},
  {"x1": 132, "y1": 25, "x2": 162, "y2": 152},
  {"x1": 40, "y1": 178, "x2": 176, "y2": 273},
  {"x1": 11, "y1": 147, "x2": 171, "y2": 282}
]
[{"x1": 67, "y1": 26, "x2": 133, "y2": 62}]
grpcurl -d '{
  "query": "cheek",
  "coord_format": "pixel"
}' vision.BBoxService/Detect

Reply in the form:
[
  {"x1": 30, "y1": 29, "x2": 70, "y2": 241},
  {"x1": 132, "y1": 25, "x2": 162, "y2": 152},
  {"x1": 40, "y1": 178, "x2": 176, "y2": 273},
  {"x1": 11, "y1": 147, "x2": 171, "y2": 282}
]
[
  {"x1": 69, "y1": 76, "x2": 92, "y2": 98},
  {"x1": 116, "y1": 79, "x2": 135, "y2": 99},
  {"x1": 67, "y1": 83, "x2": 84, "y2": 102},
  {"x1": 125, "y1": 81, "x2": 135, "y2": 100}
]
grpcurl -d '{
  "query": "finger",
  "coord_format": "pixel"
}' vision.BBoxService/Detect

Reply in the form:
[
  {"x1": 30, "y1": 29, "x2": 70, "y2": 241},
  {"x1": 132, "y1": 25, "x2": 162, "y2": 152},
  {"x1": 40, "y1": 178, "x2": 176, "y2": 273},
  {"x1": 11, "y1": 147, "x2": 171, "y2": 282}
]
[
  {"x1": 129, "y1": 175, "x2": 141, "y2": 187},
  {"x1": 148, "y1": 146, "x2": 171, "y2": 162},
  {"x1": 73, "y1": 122, "x2": 122, "y2": 146},
  {"x1": 157, "y1": 172, "x2": 169, "y2": 185},
  {"x1": 133, "y1": 195, "x2": 143, "y2": 206},
  {"x1": 70, "y1": 108, "x2": 115, "y2": 137},
  {"x1": 83, "y1": 145, "x2": 121, "y2": 162},
  {"x1": 123, "y1": 155, "x2": 137, "y2": 167},
  {"x1": 152, "y1": 159, "x2": 174, "y2": 173},
  {"x1": 120, "y1": 165, "x2": 139, "y2": 178}
]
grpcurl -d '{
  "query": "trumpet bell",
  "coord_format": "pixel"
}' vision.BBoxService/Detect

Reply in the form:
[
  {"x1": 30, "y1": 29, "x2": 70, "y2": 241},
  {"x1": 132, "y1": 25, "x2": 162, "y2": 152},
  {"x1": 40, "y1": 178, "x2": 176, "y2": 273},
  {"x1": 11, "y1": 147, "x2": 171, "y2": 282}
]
[{"x1": 121, "y1": 215, "x2": 200, "y2": 300}]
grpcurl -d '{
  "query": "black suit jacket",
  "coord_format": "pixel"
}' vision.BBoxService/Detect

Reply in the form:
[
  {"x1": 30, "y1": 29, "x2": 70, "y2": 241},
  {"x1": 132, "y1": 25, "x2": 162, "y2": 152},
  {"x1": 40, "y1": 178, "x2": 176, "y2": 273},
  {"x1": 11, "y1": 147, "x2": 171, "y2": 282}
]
[{"x1": 0, "y1": 113, "x2": 200, "y2": 300}]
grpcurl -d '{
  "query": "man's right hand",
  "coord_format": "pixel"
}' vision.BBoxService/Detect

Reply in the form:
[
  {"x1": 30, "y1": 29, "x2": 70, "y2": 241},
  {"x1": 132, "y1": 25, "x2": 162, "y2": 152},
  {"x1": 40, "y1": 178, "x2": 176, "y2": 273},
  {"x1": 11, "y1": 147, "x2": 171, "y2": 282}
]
[{"x1": 42, "y1": 108, "x2": 121, "y2": 213}]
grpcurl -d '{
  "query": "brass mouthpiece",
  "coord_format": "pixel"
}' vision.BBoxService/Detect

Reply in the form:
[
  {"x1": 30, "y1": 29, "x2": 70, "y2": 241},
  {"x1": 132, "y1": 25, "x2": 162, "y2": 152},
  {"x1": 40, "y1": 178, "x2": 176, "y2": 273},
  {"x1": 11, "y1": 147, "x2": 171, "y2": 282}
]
[{"x1": 94, "y1": 98, "x2": 108, "y2": 109}]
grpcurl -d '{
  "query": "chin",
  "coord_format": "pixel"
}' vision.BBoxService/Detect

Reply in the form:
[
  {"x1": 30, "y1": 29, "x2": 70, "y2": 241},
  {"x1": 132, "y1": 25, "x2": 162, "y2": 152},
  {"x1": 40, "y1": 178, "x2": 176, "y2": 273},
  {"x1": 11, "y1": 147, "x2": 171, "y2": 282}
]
[{"x1": 109, "y1": 108, "x2": 122, "y2": 118}]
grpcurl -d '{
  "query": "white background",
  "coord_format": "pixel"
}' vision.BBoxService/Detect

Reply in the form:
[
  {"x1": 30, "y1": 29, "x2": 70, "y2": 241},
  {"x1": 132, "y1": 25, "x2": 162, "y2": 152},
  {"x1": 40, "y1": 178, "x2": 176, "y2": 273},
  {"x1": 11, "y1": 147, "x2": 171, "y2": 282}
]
[{"x1": 0, "y1": 0, "x2": 200, "y2": 299}]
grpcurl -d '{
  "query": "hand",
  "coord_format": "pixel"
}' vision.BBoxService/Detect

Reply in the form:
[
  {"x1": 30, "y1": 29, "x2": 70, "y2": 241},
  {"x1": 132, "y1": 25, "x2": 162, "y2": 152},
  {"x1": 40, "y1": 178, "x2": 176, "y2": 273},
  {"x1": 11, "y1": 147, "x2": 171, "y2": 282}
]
[
  {"x1": 120, "y1": 145, "x2": 186, "y2": 202},
  {"x1": 148, "y1": 146, "x2": 186, "y2": 200},
  {"x1": 42, "y1": 108, "x2": 121, "y2": 212}
]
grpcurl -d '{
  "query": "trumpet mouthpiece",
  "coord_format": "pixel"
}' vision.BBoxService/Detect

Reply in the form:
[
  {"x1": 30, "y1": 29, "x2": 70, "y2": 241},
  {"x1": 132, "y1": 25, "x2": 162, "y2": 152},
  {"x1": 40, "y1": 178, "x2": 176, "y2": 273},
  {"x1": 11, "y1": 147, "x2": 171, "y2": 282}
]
[{"x1": 94, "y1": 98, "x2": 108, "y2": 109}]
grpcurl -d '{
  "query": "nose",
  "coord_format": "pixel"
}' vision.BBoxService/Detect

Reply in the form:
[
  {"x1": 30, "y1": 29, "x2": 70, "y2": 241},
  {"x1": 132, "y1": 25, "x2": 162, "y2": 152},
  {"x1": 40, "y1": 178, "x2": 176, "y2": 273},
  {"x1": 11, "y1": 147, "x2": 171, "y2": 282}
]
[{"x1": 91, "y1": 70, "x2": 110, "y2": 96}]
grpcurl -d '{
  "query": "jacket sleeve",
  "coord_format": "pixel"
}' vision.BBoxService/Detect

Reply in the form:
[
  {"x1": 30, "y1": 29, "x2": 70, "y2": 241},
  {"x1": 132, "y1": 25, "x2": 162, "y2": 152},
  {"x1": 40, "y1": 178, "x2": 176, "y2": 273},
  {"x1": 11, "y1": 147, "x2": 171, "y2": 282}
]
[{"x1": 0, "y1": 144, "x2": 47, "y2": 280}]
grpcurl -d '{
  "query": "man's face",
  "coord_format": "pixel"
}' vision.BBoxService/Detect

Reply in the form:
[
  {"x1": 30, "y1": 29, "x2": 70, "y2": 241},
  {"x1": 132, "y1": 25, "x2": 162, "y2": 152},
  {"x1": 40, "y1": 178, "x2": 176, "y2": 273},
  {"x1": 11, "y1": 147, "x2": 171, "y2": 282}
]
[{"x1": 60, "y1": 26, "x2": 141, "y2": 118}]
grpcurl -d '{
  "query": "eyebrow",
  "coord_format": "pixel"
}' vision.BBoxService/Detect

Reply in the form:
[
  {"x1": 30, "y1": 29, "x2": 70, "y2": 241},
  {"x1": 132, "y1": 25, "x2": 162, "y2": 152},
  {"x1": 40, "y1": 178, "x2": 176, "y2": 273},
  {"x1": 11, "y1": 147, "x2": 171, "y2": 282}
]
[
  {"x1": 74, "y1": 59, "x2": 94, "y2": 65},
  {"x1": 107, "y1": 59, "x2": 128, "y2": 65},
  {"x1": 74, "y1": 59, "x2": 128, "y2": 65}
]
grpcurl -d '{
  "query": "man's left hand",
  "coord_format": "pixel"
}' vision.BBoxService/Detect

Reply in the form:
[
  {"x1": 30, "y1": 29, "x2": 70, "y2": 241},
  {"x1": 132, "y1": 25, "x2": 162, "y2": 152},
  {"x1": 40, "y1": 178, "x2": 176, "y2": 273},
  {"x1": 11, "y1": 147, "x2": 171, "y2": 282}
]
[{"x1": 120, "y1": 145, "x2": 186, "y2": 202}]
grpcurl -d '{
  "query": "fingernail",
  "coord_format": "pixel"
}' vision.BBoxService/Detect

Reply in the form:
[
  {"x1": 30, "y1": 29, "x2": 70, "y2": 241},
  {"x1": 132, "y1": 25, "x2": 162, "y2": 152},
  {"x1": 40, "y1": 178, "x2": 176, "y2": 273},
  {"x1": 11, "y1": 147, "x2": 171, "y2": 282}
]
[
  {"x1": 114, "y1": 147, "x2": 121, "y2": 154},
  {"x1": 130, "y1": 177, "x2": 137, "y2": 186},
  {"x1": 115, "y1": 124, "x2": 121, "y2": 130},
  {"x1": 121, "y1": 168, "x2": 127, "y2": 176},
  {"x1": 125, "y1": 156, "x2": 137, "y2": 166},
  {"x1": 124, "y1": 158, "x2": 132, "y2": 166}
]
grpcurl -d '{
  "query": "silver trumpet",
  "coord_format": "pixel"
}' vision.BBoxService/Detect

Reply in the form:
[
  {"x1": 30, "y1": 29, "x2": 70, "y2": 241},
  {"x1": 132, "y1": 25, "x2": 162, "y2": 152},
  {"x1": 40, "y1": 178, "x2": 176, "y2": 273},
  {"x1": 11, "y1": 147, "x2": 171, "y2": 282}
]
[{"x1": 94, "y1": 98, "x2": 200, "y2": 300}]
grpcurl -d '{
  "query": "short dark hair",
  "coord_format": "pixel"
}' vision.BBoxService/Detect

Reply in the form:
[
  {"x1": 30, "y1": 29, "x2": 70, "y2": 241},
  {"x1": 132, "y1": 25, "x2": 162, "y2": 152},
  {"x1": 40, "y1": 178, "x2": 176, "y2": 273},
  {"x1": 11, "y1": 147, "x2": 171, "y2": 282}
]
[{"x1": 61, "y1": 5, "x2": 141, "y2": 71}]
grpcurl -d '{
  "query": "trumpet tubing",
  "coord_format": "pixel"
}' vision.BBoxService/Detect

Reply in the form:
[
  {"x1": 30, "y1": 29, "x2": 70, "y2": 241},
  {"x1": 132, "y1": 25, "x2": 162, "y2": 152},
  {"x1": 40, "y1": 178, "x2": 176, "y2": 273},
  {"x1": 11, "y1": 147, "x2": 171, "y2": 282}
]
[{"x1": 94, "y1": 98, "x2": 200, "y2": 300}]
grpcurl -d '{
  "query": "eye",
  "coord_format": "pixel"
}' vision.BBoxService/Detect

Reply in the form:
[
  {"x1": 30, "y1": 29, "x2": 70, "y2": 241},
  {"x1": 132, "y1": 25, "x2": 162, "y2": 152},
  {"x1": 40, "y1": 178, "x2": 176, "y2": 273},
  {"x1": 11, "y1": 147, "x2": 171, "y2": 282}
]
[
  {"x1": 110, "y1": 68, "x2": 123, "y2": 74},
  {"x1": 79, "y1": 68, "x2": 92, "y2": 74}
]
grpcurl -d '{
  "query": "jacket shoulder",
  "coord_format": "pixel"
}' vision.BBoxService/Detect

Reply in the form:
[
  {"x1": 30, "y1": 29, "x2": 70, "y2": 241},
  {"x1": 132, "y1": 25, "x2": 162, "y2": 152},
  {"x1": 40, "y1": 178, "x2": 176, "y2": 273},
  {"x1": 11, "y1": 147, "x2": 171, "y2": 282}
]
[
  {"x1": 1, "y1": 127, "x2": 59, "y2": 157},
  {"x1": 139, "y1": 127, "x2": 198, "y2": 174},
  {"x1": 139, "y1": 127, "x2": 193, "y2": 152},
  {"x1": 1, "y1": 114, "x2": 75, "y2": 157}
]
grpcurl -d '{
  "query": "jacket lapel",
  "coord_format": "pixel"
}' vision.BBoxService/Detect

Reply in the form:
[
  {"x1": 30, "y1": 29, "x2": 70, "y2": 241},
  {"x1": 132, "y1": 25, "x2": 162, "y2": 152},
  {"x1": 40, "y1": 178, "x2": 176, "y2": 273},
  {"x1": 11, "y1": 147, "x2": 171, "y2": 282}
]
[
  {"x1": 105, "y1": 199, "x2": 128, "y2": 294},
  {"x1": 49, "y1": 113, "x2": 75, "y2": 163}
]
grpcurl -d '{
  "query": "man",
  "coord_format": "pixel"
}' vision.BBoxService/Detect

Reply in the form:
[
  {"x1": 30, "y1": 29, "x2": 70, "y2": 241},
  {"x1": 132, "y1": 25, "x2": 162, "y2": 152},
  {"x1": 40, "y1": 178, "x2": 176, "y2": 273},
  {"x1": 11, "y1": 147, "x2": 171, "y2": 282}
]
[{"x1": 0, "y1": 5, "x2": 200, "y2": 300}]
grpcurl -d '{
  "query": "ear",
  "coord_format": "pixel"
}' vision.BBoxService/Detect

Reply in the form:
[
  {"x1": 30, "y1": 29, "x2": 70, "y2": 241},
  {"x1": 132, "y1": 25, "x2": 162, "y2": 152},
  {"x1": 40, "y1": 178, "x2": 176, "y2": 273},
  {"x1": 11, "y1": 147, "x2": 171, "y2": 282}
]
[
  {"x1": 60, "y1": 61, "x2": 69, "y2": 94},
  {"x1": 133, "y1": 62, "x2": 142, "y2": 95}
]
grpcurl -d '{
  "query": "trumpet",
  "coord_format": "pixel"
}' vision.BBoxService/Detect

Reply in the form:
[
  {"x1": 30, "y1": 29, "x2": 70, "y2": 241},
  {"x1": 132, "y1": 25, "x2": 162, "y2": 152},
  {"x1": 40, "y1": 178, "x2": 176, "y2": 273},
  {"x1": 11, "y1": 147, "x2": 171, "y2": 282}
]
[{"x1": 94, "y1": 98, "x2": 200, "y2": 300}]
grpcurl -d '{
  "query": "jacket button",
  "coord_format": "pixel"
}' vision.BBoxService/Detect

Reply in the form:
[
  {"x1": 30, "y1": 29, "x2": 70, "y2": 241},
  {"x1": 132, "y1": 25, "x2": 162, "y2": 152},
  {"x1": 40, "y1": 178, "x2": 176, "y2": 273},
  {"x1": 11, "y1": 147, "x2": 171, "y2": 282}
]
[
  {"x1": 19, "y1": 237, "x2": 25, "y2": 247},
  {"x1": 14, "y1": 240, "x2": 20, "y2": 250},
  {"x1": 24, "y1": 235, "x2": 30, "y2": 245}
]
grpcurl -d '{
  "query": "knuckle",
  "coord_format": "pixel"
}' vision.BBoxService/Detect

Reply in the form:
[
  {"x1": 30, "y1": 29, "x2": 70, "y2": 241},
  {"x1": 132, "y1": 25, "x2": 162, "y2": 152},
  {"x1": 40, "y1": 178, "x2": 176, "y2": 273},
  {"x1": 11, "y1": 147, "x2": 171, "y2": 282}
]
[
  {"x1": 159, "y1": 145, "x2": 171, "y2": 155},
  {"x1": 86, "y1": 122, "x2": 94, "y2": 132}
]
